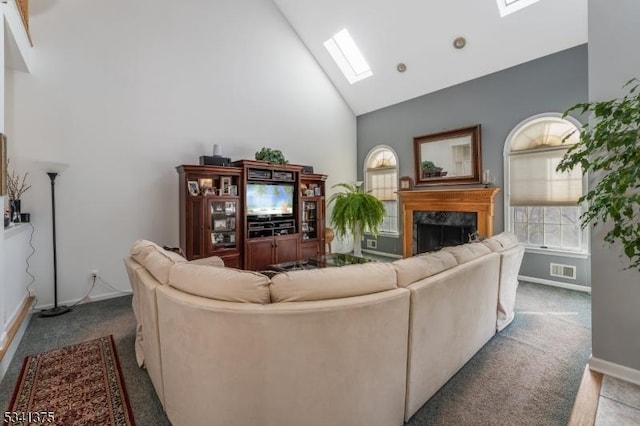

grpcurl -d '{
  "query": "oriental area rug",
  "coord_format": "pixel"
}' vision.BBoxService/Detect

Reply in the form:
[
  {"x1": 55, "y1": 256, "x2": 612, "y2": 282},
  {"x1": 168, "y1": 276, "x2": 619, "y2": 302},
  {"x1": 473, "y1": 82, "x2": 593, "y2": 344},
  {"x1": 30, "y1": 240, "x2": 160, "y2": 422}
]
[{"x1": 5, "y1": 335, "x2": 135, "y2": 426}]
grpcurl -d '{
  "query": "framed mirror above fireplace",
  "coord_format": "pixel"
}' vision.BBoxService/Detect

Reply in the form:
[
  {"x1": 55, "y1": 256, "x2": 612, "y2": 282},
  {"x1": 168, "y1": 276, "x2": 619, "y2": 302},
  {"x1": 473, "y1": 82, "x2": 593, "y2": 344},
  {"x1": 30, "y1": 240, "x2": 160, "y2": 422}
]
[{"x1": 413, "y1": 124, "x2": 482, "y2": 186}]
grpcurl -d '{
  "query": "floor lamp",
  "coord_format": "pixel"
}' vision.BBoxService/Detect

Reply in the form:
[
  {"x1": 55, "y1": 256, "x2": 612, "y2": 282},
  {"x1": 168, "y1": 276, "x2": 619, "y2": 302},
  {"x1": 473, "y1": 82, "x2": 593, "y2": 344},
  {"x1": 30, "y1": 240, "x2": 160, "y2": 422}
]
[{"x1": 40, "y1": 163, "x2": 71, "y2": 318}]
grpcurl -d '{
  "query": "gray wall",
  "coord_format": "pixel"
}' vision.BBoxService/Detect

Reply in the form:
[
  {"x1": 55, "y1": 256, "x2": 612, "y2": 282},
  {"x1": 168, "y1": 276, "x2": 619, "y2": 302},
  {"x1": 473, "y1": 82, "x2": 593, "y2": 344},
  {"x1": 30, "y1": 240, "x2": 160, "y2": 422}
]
[
  {"x1": 357, "y1": 45, "x2": 589, "y2": 278},
  {"x1": 588, "y1": 0, "x2": 640, "y2": 371},
  {"x1": 519, "y1": 252, "x2": 591, "y2": 287}
]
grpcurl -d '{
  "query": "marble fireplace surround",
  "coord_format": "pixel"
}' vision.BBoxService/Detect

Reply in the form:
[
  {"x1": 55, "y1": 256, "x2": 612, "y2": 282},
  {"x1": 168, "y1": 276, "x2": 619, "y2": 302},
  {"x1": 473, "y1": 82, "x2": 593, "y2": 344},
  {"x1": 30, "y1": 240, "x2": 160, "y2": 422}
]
[{"x1": 398, "y1": 187, "x2": 500, "y2": 258}]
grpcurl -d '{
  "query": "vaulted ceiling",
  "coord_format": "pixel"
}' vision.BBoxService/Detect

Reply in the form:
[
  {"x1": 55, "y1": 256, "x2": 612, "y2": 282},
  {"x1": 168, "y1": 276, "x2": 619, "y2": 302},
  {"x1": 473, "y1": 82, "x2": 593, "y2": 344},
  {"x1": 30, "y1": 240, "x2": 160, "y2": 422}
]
[{"x1": 273, "y1": 0, "x2": 588, "y2": 115}]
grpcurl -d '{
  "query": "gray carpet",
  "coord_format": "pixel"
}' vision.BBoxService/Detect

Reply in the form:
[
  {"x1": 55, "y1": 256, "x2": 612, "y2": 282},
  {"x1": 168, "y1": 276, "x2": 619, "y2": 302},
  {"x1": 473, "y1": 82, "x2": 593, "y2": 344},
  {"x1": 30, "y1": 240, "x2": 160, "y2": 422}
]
[
  {"x1": 0, "y1": 296, "x2": 170, "y2": 425},
  {"x1": 1, "y1": 282, "x2": 590, "y2": 426},
  {"x1": 405, "y1": 282, "x2": 591, "y2": 425}
]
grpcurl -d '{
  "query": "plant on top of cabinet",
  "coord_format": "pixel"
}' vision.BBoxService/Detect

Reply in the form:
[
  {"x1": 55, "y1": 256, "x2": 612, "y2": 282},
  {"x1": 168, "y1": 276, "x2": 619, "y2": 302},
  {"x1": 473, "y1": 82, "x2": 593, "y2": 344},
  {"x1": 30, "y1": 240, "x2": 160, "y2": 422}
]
[{"x1": 255, "y1": 147, "x2": 288, "y2": 165}]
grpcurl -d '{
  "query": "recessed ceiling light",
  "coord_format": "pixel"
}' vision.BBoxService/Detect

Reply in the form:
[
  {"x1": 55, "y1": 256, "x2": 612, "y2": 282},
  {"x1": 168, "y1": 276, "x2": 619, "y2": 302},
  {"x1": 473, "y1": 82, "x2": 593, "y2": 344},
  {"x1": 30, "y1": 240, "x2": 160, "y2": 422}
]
[
  {"x1": 324, "y1": 29, "x2": 373, "y2": 84},
  {"x1": 453, "y1": 37, "x2": 466, "y2": 49},
  {"x1": 397, "y1": 63, "x2": 407, "y2": 73}
]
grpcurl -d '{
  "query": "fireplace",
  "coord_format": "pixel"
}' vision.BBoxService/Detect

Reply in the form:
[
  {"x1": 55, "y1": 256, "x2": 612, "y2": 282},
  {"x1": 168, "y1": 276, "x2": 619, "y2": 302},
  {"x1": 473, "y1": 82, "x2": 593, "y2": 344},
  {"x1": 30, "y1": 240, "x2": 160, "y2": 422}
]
[
  {"x1": 413, "y1": 211, "x2": 477, "y2": 254},
  {"x1": 398, "y1": 188, "x2": 500, "y2": 258}
]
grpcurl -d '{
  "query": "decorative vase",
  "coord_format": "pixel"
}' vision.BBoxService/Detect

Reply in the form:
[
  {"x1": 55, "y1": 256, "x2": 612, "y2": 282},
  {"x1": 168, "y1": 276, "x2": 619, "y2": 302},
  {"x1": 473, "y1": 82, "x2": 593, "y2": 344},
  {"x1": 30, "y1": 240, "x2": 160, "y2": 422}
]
[{"x1": 10, "y1": 199, "x2": 21, "y2": 223}]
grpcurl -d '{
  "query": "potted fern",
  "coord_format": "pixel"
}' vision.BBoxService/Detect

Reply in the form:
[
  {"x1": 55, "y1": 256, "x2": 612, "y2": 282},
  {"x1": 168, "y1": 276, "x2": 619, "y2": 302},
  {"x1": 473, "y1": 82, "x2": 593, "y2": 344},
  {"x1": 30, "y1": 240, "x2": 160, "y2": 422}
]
[
  {"x1": 557, "y1": 78, "x2": 640, "y2": 270},
  {"x1": 327, "y1": 182, "x2": 385, "y2": 257}
]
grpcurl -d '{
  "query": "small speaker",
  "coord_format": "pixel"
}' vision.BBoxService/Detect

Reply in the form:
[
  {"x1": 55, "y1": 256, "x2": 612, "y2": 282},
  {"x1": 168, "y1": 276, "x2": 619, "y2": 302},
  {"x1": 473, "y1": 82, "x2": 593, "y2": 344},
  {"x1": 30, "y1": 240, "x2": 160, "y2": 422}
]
[{"x1": 200, "y1": 156, "x2": 231, "y2": 166}]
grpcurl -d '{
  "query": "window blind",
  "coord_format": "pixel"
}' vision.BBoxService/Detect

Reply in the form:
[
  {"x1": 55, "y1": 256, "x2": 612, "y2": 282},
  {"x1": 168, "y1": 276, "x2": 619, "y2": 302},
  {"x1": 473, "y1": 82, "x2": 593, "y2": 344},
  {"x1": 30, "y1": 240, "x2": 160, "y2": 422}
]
[
  {"x1": 509, "y1": 147, "x2": 582, "y2": 206},
  {"x1": 366, "y1": 167, "x2": 397, "y2": 201}
]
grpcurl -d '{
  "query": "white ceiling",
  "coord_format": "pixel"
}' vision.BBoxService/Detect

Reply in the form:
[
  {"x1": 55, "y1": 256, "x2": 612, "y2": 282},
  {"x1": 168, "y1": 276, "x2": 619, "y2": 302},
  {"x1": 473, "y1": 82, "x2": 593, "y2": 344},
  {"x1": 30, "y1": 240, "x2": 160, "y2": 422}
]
[{"x1": 273, "y1": 0, "x2": 588, "y2": 116}]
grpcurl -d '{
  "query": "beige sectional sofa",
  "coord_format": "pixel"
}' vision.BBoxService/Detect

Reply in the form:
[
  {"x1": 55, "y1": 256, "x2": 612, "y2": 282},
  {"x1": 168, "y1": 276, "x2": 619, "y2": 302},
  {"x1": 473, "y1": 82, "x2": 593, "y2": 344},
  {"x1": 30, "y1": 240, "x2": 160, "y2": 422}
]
[{"x1": 124, "y1": 233, "x2": 523, "y2": 426}]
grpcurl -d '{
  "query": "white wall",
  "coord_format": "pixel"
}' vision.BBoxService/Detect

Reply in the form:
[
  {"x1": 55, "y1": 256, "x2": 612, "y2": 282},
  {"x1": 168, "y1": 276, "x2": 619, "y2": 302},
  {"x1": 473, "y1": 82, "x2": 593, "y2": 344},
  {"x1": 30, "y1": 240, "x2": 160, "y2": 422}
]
[
  {"x1": 0, "y1": 11, "x2": 5, "y2": 346},
  {"x1": 588, "y1": 0, "x2": 640, "y2": 373},
  {"x1": 4, "y1": 0, "x2": 356, "y2": 308}
]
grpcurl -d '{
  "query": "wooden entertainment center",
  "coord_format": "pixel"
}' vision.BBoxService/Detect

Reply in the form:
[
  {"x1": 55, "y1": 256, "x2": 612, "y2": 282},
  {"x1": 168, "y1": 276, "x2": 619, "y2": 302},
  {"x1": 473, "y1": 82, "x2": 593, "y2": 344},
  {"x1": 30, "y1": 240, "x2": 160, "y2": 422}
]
[{"x1": 177, "y1": 160, "x2": 327, "y2": 270}]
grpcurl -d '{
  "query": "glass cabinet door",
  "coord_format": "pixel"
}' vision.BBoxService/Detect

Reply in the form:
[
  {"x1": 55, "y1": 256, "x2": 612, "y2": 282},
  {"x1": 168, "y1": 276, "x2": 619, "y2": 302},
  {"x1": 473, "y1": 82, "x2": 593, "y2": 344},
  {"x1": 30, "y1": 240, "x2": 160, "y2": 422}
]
[
  {"x1": 210, "y1": 200, "x2": 237, "y2": 249},
  {"x1": 301, "y1": 200, "x2": 318, "y2": 240}
]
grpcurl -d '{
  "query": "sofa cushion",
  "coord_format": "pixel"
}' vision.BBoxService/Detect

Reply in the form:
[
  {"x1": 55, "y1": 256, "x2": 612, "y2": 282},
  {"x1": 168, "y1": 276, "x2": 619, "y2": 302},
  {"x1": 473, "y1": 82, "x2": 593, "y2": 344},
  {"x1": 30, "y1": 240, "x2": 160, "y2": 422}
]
[
  {"x1": 392, "y1": 251, "x2": 458, "y2": 288},
  {"x1": 442, "y1": 243, "x2": 491, "y2": 264},
  {"x1": 481, "y1": 238, "x2": 503, "y2": 252},
  {"x1": 130, "y1": 239, "x2": 164, "y2": 264},
  {"x1": 189, "y1": 256, "x2": 225, "y2": 267},
  {"x1": 482, "y1": 232, "x2": 520, "y2": 252},
  {"x1": 270, "y1": 262, "x2": 397, "y2": 302},
  {"x1": 126, "y1": 239, "x2": 187, "y2": 286},
  {"x1": 168, "y1": 263, "x2": 270, "y2": 304},
  {"x1": 493, "y1": 232, "x2": 520, "y2": 249}
]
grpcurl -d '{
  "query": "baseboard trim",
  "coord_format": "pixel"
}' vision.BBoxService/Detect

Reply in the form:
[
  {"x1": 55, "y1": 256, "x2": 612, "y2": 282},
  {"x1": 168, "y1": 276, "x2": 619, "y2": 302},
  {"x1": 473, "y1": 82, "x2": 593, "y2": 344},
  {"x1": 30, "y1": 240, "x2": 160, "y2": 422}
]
[
  {"x1": 0, "y1": 296, "x2": 34, "y2": 380},
  {"x1": 34, "y1": 290, "x2": 132, "y2": 311},
  {"x1": 518, "y1": 275, "x2": 591, "y2": 293},
  {"x1": 589, "y1": 356, "x2": 640, "y2": 386},
  {"x1": 361, "y1": 249, "x2": 403, "y2": 259},
  {"x1": 568, "y1": 365, "x2": 603, "y2": 426}
]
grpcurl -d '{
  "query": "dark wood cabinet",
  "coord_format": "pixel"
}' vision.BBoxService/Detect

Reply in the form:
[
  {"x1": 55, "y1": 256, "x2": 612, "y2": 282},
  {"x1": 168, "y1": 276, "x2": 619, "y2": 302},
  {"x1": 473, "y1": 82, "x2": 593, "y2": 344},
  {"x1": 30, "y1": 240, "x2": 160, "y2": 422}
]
[
  {"x1": 178, "y1": 162, "x2": 326, "y2": 271},
  {"x1": 233, "y1": 160, "x2": 305, "y2": 271},
  {"x1": 299, "y1": 173, "x2": 327, "y2": 261},
  {"x1": 186, "y1": 197, "x2": 205, "y2": 259},
  {"x1": 177, "y1": 165, "x2": 243, "y2": 267},
  {"x1": 246, "y1": 234, "x2": 300, "y2": 271}
]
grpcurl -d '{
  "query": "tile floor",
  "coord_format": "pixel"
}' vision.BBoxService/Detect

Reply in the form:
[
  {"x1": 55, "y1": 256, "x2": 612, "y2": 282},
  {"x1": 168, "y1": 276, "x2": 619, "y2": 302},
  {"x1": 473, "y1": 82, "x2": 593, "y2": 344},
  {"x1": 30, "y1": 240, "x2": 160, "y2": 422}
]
[{"x1": 595, "y1": 376, "x2": 640, "y2": 425}]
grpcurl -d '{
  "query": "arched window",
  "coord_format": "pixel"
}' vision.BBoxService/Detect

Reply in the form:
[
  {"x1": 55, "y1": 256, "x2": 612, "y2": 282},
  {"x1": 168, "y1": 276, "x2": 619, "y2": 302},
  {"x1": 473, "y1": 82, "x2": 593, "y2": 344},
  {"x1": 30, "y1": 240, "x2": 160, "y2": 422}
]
[
  {"x1": 364, "y1": 146, "x2": 398, "y2": 234},
  {"x1": 504, "y1": 113, "x2": 587, "y2": 253}
]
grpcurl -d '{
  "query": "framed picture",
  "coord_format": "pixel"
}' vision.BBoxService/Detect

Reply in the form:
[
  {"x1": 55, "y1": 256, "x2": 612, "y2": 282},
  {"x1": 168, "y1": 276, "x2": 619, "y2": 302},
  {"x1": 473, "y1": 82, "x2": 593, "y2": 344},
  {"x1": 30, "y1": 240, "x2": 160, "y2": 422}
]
[
  {"x1": 227, "y1": 185, "x2": 238, "y2": 196},
  {"x1": 225, "y1": 202, "x2": 235, "y2": 214},
  {"x1": 214, "y1": 219, "x2": 227, "y2": 230},
  {"x1": 188, "y1": 180, "x2": 200, "y2": 196},
  {"x1": 220, "y1": 176, "x2": 232, "y2": 193},
  {"x1": 301, "y1": 223, "x2": 309, "y2": 231},
  {"x1": 226, "y1": 217, "x2": 236, "y2": 229},
  {"x1": 198, "y1": 178, "x2": 213, "y2": 191},
  {"x1": 414, "y1": 124, "x2": 482, "y2": 185},
  {"x1": 314, "y1": 187, "x2": 322, "y2": 196}
]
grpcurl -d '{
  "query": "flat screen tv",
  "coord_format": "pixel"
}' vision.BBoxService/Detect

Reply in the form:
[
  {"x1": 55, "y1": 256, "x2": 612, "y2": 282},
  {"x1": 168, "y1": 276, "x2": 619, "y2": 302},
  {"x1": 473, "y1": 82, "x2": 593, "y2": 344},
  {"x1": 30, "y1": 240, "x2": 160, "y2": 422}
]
[{"x1": 246, "y1": 182, "x2": 294, "y2": 217}]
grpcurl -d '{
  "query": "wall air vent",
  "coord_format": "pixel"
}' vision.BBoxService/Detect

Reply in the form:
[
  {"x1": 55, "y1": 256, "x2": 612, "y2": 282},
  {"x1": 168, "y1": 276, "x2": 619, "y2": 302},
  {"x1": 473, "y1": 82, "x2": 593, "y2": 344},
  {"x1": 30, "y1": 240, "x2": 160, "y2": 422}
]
[
  {"x1": 366, "y1": 239, "x2": 377, "y2": 249},
  {"x1": 550, "y1": 263, "x2": 577, "y2": 280}
]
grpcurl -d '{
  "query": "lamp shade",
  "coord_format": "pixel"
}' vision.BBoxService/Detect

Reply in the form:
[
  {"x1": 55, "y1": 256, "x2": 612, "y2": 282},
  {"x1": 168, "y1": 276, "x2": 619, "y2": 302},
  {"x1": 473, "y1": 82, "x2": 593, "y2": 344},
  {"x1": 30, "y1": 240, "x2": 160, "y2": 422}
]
[{"x1": 35, "y1": 161, "x2": 69, "y2": 175}]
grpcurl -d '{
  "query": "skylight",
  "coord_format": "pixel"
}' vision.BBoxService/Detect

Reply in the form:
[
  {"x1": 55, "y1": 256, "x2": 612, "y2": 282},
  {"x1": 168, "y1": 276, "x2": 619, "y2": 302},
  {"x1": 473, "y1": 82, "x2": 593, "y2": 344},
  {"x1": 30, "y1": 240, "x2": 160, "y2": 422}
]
[
  {"x1": 323, "y1": 29, "x2": 373, "y2": 84},
  {"x1": 496, "y1": 0, "x2": 541, "y2": 17}
]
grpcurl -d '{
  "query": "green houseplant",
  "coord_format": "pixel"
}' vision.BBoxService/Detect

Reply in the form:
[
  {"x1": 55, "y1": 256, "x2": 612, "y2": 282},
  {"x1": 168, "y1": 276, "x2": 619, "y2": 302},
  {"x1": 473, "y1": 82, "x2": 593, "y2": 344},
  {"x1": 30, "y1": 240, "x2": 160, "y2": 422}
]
[
  {"x1": 557, "y1": 78, "x2": 640, "y2": 270},
  {"x1": 327, "y1": 182, "x2": 385, "y2": 257},
  {"x1": 255, "y1": 147, "x2": 288, "y2": 165}
]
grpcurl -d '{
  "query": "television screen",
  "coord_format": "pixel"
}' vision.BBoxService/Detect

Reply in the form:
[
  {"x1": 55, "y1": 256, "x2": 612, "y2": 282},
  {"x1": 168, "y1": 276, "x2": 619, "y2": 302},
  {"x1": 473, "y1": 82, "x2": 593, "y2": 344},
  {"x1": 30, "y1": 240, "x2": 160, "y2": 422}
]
[{"x1": 246, "y1": 183, "x2": 294, "y2": 216}]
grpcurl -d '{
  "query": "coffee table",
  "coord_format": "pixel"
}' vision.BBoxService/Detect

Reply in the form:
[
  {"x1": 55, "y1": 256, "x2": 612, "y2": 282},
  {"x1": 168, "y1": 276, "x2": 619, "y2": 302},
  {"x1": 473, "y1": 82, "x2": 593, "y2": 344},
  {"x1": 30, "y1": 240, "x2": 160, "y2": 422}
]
[{"x1": 266, "y1": 253, "x2": 375, "y2": 272}]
